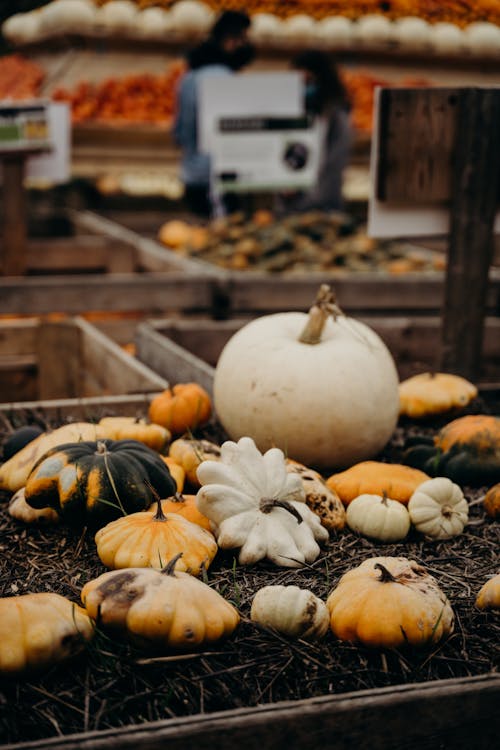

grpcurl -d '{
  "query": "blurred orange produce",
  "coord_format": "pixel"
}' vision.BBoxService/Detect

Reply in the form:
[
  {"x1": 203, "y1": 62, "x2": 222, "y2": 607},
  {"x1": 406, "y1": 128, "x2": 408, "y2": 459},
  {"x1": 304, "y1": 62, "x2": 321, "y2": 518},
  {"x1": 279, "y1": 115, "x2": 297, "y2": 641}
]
[
  {"x1": 51, "y1": 60, "x2": 186, "y2": 125},
  {"x1": 0, "y1": 54, "x2": 45, "y2": 101},
  {"x1": 119, "y1": 0, "x2": 500, "y2": 26}
]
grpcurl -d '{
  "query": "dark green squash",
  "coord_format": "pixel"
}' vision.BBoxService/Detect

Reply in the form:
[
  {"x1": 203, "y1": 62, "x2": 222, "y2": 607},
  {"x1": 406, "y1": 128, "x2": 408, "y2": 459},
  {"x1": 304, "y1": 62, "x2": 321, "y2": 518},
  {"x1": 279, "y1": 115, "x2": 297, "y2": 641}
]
[
  {"x1": 24, "y1": 439, "x2": 176, "y2": 529},
  {"x1": 403, "y1": 414, "x2": 500, "y2": 486}
]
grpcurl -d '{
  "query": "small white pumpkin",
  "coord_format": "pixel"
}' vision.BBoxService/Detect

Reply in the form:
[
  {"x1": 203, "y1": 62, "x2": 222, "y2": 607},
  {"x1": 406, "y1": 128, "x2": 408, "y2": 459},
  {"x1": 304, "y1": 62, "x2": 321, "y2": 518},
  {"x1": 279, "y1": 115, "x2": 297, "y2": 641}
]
[
  {"x1": 250, "y1": 13, "x2": 284, "y2": 43},
  {"x1": 346, "y1": 493, "x2": 411, "y2": 542},
  {"x1": 463, "y1": 22, "x2": 500, "y2": 56},
  {"x1": 429, "y1": 23, "x2": 464, "y2": 55},
  {"x1": 251, "y1": 585, "x2": 329, "y2": 640},
  {"x1": 39, "y1": 0, "x2": 96, "y2": 34},
  {"x1": 408, "y1": 478, "x2": 469, "y2": 539},
  {"x1": 170, "y1": 1, "x2": 214, "y2": 33},
  {"x1": 353, "y1": 15, "x2": 394, "y2": 46},
  {"x1": 213, "y1": 285, "x2": 399, "y2": 470},
  {"x1": 282, "y1": 14, "x2": 317, "y2": 44},
  {"x1": 139, "y1": 7, "x2": 175, "y2": 38},
  {"x1": 394, "y1": 17, "x2": 431, "y2": 50},
  {"x1": 2, "y1": 12, "x2": 42, "y2": 44},
  {"x1": 97, "y1": 0, "x2": 138, "y2": 31},
  {"x1": 196, "y1": 437, "x2": 328, "y2": 567},
  {"x1": 9, "y1": 487, "x2": 59, "y2": 524},
  {"x1": 315, "y1": 16, "x2": 353, "y2": 47}
]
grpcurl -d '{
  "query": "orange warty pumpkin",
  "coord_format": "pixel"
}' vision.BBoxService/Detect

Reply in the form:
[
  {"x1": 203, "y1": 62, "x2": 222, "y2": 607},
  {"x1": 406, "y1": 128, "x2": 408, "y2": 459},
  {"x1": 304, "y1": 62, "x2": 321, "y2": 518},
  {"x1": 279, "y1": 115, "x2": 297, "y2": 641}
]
[{"x1": 148, "y1": 383, "x2": 212, "y2": 436}]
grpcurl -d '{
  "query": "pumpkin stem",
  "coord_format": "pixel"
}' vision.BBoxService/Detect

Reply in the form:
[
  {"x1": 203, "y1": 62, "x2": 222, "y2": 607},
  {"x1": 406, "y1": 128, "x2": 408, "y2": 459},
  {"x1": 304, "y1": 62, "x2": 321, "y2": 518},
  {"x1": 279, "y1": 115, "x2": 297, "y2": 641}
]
[
  {"x1": 161, "y1": 552, "x2": 183, "y2": 576},
  {"x1": 260, "y1": 497, "x2": 303, "y2": 524},
  {"x1": 153, "y1": 497, "x2": 168, "y2": 522},
  {"x1": 298, "y1": 284, "x2": 343, "y2": 345},
  {"x1": 374, "y1": 562, "x2": 398, "y2": 583},
  {"x1": 172, "y1": 492, "x2": 185, "y2": 503}
]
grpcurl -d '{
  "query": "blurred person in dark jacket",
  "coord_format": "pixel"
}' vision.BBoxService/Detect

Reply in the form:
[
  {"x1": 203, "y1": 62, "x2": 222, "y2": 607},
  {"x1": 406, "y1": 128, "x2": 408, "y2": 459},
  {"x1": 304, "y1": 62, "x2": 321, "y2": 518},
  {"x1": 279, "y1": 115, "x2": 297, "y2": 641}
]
[
  {"x1": 173, "y1": 10, "x2": 255, "y2": 218},
  {"x1": 282, "y1": 50, "x2": 353, "y2": 214}
]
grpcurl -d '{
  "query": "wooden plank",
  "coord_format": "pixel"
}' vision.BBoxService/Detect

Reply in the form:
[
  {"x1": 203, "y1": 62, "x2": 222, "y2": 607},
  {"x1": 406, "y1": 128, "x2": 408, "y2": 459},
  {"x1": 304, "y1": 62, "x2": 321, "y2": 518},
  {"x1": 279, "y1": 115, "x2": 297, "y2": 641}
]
[
  {"x1": 0, "y1": 319, "x2": 38, "y2": 356},
  {"x1": 69, "y1": 210, "x2": 215, "y2": 275},
  {"x1": 76, "y1": 317, "x2": 168, "y2": 395},
  {"x1": 1, "y1": 154, "x2": 28, "y2": 275},
  {"x1": 377, "y1": 88, "x2": 458, "y2": 203},
  {"x1": 138, "y1": 316, "x2": 500, "y2": 388},
  {"x1": 0, "y1": 274, "x2": 213, "y2": 314},
  {"x1": 27, "y1": 237, "x2": 136, "y2": 274},
  {"x1": 4, "y1": 674, "x2": 499, "y2": 750},
  {"x1": 441, "y1": 88, "x2": 500, "y2": 380},
  {"x1": 0, "y1": 393, "x2": 163, "y2": 420},
  {"x1": 36, "y1": 320, "x2": 82, "y2": 399},
  {"x1": 0, "y1": 356, "x2": 38, "y2": 402},
  {"x1": 226, "y1": 272, "x2": 500, "y2": 315}
]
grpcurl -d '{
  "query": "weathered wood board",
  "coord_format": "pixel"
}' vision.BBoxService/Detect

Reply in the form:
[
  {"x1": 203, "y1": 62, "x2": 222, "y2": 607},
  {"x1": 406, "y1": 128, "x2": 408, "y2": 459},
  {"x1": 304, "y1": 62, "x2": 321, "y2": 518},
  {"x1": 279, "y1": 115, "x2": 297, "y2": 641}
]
[
  {"x1": 0, "y1": 316, "x2": 167, "y2": 405},
  {"x1": 135, "y1": 315, "x2": 500, "y2": 398},
  {"x1": 4, "y1": 673, "x2": 499, "y2": 750}
]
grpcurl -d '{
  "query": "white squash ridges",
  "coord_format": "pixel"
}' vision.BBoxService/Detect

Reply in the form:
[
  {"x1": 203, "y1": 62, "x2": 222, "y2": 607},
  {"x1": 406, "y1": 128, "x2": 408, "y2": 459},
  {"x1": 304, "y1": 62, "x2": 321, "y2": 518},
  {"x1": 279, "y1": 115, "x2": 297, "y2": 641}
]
[{"x1": 196, "y1": 437, "x2": 328, "y2": 567}]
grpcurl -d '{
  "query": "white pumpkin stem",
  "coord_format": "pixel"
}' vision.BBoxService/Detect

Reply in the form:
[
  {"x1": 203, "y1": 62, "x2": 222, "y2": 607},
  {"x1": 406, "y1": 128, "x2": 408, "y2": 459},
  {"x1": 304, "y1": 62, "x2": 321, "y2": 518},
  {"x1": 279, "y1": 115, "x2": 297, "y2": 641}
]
[
  {"x1": 298, "y1": 284, "x2": 343, "y2": 345},
  {"x1": 260, "y1": 497, "x2": 303, "y2": 524}
]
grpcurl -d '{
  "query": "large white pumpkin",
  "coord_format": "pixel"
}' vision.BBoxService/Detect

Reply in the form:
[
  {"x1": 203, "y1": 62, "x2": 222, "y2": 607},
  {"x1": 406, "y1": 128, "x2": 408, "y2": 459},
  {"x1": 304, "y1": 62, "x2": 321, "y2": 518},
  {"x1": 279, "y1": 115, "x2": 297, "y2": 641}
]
[{"x1": 213, "y1": 286, "x2": 399, "y2": 470}]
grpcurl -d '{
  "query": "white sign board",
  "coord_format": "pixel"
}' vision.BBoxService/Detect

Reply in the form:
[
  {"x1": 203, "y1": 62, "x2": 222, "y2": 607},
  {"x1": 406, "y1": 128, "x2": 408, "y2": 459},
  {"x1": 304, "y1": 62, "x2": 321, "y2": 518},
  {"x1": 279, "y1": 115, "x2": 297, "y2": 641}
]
[
  {"x1": 0, "y1": 100, "x2": 51, "y2": 152},
  {"x1": 367, "y1": 87, "x2": 500, "y2": 238},
  {"x1": 27, "y1": 102, "x2": 71, "y2": 184},
  {"x1": 199, "y1": 72, "x2": 323, "y2": 192}
]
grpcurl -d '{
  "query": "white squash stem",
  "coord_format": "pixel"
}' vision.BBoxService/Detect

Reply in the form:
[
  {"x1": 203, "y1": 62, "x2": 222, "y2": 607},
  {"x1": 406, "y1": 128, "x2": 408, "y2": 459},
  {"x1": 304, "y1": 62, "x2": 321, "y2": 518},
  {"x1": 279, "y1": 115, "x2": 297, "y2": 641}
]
[{"x1": 298, "y1": 284, "x2": 343, "y2": 345}]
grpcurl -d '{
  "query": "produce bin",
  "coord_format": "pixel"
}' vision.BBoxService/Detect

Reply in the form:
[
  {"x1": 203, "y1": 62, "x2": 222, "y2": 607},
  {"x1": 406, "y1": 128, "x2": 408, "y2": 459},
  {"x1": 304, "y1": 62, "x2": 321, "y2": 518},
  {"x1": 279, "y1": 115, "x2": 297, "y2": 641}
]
[
  {"x1": 0, "y1": 316, "x2": 167, "y2": 415},
  {"x1": 135, "y1": 316, "x2": 500, "y2": 396}
]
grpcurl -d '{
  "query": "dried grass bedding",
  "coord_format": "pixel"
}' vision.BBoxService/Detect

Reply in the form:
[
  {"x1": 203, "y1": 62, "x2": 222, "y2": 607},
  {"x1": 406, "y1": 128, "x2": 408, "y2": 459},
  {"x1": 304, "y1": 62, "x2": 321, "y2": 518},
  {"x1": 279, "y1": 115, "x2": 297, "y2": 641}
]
[{"x1": 0, "y1": 399, "x2": 498, "y2": 746}]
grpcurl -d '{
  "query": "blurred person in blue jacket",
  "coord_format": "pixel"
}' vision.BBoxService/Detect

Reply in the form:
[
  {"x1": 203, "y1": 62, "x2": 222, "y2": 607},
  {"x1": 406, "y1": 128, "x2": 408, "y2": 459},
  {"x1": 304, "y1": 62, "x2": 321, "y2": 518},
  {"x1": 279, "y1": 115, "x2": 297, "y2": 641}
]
[
  {"x1": 173, "y1": 10, "x2": 255, "y2": 218},
  {"x1": 281, "y1": 50, "x2": 353, "y2": 214}
]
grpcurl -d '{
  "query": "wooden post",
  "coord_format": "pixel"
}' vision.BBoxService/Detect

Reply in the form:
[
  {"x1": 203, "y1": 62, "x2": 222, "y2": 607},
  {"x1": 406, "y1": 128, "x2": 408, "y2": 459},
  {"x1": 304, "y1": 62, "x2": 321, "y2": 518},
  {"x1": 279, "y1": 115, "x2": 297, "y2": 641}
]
[
  {"x1": 1, "y1": 153, "x2": 28, "y2": 276},
  {"x1": 440, "y1": 88, "x2": 500, "y2": 379}
]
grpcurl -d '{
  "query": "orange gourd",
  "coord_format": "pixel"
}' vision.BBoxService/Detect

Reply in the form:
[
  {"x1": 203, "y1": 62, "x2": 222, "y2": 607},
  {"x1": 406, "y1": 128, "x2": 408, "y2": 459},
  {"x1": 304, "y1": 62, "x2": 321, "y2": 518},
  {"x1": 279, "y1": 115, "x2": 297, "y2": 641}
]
[
  {"x1": 161, "y1": 493, "x2": 212, "y2": 531},
  {"x1": 149, "y1": 383, "x2": 212, "y2": 436},
  {"x1": 326, "y1": 461, "x2": 430, "y2": 506},
  {"x1": 483, "y1": 483, "x2": 500, "y2": 519}
]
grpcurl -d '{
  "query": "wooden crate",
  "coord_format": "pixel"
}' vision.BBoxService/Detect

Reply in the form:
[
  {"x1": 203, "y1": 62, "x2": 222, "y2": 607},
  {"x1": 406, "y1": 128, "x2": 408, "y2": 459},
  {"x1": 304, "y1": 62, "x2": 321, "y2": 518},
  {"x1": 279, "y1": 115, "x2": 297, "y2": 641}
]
[
  {"x1": 135, "y1": 315, "x2": 500, "y2": 397},
  {"x1": 88, "y1": 211, "x2": 500, "y2": 318},
  {"x1": 3, "y1": 673, "x2": 499, "y2": 750},
  {"x1": 0, "y1": 316, "x2": 167, "y2": 411}
]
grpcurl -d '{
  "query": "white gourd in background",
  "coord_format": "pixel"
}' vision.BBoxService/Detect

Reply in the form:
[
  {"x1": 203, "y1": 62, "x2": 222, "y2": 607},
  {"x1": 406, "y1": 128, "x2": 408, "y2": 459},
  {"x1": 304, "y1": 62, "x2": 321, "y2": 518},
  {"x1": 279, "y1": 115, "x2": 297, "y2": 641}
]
[
  {"x1": 315, "y1": 16, "x2": 353, "y2": 48},
  {"x1": 282, "y1": 14, "x2": 317, "y2": 45},
  {"x1": 430, "y1": 23, "x2": 464, "y2": 55},
  {"x1": 464, "y1": 22, "x2": 500, "y2": 56},
  {"x1": 170, "y1": 1, "x2": 214, "y2": 34},
  {"x1": 250, "y1": 13, "x2": 284, "y2": 43},
  {"x1": 2, "y1": 12, "x2": 42, "y2": 44},
  {"x1": 394, "y1": 17, "x2": 431, "y2": 50},
  {"x1": 139, "y1": 7, "x2": 175, "y2": 38},
  {"x1": 353, "y1": 15, "x2": 394, "y2": 46},
  {"x1": 39, "y1": 0, "x2": 96, "y2": 34},
  {"x1": 97, "y1": 0, "x2": 138, "y2": 31}
]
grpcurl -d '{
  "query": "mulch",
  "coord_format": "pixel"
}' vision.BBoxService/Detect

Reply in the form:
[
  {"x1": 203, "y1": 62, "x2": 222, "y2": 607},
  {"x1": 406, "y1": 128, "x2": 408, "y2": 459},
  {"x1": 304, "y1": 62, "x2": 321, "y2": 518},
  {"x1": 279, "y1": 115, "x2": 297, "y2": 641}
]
[{"x1": 0, "y1": 398, "x2": 498, "y2": 746}]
